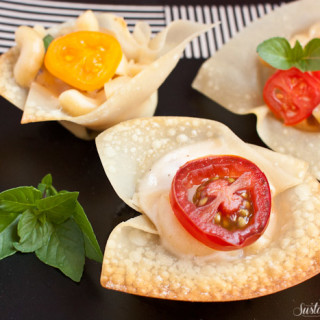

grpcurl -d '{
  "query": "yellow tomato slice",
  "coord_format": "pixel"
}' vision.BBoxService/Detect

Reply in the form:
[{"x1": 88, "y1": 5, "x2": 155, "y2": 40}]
[{"x1": 44, "y1": 31, "x2": 122, "y2": 91}]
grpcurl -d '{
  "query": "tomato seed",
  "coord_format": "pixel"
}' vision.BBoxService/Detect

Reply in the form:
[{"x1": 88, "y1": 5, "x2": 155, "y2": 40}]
[
  {"x1": 241, "y1": 192, "x2": 248, "y2": 199},
  {"x1": 239, "y1": 209, "x2": 249, "y2": 217},
  {"x1": 237, "y1": 217, "x2": 247, "y2": 228},
  {"x1": 222, "y1": 219, "x2": 229, "y2": 228},
  {"x1": 64, "y1": 55, "x2": 74, "y2": 62},
  {"x1": 243, "y1": 200, "x2": 251, "y2": 209},
  {"x1": 198, "y1": 197, "x2": 208, "y2": 206},
  {"x1": 214, "y1": 212, "x2": 221, "y2": 224}
]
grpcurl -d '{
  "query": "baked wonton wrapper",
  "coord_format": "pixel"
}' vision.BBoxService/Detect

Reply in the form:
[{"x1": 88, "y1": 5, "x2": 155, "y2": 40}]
[
  {"x1": 192, "y1": 0, "x2": 320, "y2": 180},
  {"x1": 0, "y1": 12, "x2": 213, "y2": 139},
  {"x1": 96, "y1": 117, "x2": 320, "y2": 301}
]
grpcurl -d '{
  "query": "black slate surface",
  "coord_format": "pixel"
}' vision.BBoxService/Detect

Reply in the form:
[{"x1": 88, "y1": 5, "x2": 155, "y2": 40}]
[{"x1": 1, "y1": 1, "x2": 320, "y2": 319}]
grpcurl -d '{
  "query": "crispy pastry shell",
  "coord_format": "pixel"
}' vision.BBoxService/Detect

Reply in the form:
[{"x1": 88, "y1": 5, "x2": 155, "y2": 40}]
[
  {"x1": 0, "y1": 13, "x2": 213, "y2": 139},
  {"x1": 96, "y1": 117, "x2": 320, "y2": 301}
]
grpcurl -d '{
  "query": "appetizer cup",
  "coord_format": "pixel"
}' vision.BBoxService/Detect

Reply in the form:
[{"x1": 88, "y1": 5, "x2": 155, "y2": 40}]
[
  {"x1": 96, "y1": 117, "x2": 320, "y2": 301},
  {"x1": 0, "y1": 11, "x2": 213, "y2": 139},
  {"x1": 192, "y1": 0, "x2": 320, "y2": 179}
]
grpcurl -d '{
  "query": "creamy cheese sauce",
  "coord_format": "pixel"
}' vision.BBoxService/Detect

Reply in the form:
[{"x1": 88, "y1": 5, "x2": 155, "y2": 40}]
[{"x1": 136, "y1": 140, "x2": 277, "y2": 261}]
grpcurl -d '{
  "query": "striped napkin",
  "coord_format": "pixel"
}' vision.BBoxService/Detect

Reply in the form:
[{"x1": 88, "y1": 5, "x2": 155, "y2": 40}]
[{"x1": 0, "y1": 0, "x2": 281, "y2": 58}]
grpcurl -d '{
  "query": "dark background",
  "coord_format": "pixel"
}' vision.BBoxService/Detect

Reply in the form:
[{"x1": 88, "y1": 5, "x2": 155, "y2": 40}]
[{"x1": 1, "y1": 0, "x2": 320, "y2": 319}]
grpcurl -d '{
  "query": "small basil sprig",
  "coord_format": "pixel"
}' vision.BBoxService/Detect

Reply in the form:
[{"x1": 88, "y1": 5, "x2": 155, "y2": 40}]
[
  {"x1": 257, "y1": 37, "x2": 320, "y2": 72},
  {"x1": 0, "y1": 174, "x2": 103, "y2": 282}
]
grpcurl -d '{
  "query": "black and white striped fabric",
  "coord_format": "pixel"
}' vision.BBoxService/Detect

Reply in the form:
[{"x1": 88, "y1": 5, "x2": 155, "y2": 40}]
[{"x1": 0, "y1": 0, "x2": 281, "y2": 58}]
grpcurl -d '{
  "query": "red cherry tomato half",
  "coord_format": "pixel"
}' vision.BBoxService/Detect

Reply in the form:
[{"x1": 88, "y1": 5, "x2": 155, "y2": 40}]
[
  {"x1": 169, "y1": 155, "x2": 271, "y2": 251},
  {"x1": 263, "y1": 68, "x2": 320, "y2": 126}
]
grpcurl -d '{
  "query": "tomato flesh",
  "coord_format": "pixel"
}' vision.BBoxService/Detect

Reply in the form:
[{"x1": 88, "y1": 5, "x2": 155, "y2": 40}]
[
  {"x1": 169, "y1": 155, "x2": 271, "y2": 251},
  {"x1": 44, "y1": 31, "x2": 122, "y2": 91},
  {"x1": 263, "y1": 68, "x2": 320, "y2": 125}
]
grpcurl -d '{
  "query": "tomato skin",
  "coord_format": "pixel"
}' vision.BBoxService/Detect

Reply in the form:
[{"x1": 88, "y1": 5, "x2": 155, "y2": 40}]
[
  {"x1": 44, "y1": 31, "x2": 122, "y2": 91},
  {"x1": 263, "y1": 68, "x2": 320, "y2": 126},
  {"x1": 310, "y1": 71, "x2": 320, "y2": 83},
  {"x1": 169, "y1": 155, "x2": 271, "y2": 251}
]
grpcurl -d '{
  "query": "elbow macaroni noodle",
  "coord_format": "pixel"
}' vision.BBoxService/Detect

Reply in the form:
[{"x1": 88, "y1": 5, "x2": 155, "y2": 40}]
[
  {"x1": 75, "y1": 10, "x2": 99, "y2": 32},
  {"x1": 14, "y1": 26, "x2": 45, "y2": 88},
  {"x1": 59, "y1": 89, "x2": 106, "y2": 117}
]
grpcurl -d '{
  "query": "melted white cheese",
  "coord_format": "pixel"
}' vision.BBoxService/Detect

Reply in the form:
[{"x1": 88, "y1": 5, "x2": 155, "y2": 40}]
[{"x1": 136, "y1": 140, "x2": 277, "y2": 260}]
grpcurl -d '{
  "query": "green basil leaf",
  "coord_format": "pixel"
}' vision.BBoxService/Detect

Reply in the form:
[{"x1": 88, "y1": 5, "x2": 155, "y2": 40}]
[
  {"x1": 73, "y1": 202, "x2": 103, "y2": 263},
  {"x1": 35, "y1": 219, "x2": 85, "y2": 282},
  {"x1": 257, "y1": 36, "x2": 320, "y2": 72},
  {"x1": 38, "y1": 174, "x2": 58, "y2": 197},
  {"x1": 291, "y1": 40, "x2": 305, "y2": 69},
  {"x1": 0, "y1": 186, "x2": 41, "y2": 213},
  {"x1": 38, "y1": 183, "x2": 58, "y2": 198},
  {"x1": 37, "y1": 192, "x2": 79, "y2": 224},
  {"x1": 41, "y1": 174, "x2": 52, "y2": 186},
  {"x1": 0, "y1": 216, "x2": 19, "y2": 259},
  {"x1": 43, "y1": 34, "x2": 54, "y2": 51},
  {"x1": 301, "y1": 38, "x2": 320, "y2": 71},
  {"x1": 0, "y1": 210, "x2": 19, "y2": 233},
  {"x1": 14, "y1": 210, "x2": 53, "y2": 253},
  {"x1": 0, "y1": 175, "x2": 100, "y2": 282},
  {"x1": 257, "y1": 37, "x2": 294, "y2": 70}
]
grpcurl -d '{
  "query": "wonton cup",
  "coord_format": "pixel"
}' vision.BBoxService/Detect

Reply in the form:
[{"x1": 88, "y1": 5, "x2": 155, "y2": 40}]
[
  {"x1": 192, "y1": 0, "x2": 320, "y2": 180},
  {"x1": 0, "y1": 11, "x2": 213, "y2": 139},
  {"x1": 96, "y1": 117, "x2": 320, "y2": 301}
]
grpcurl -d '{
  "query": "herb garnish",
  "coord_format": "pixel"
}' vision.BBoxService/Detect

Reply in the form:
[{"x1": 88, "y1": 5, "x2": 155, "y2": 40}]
[
  {"x1": 0, "y1": 174, "x2": 103, "y2": 282},
  {"x1": 257, "y1": 37, "x2": 320, "y2": 72},
  {"x1": 43, "y1": 34, "x2": 54, "y2": 51}
]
